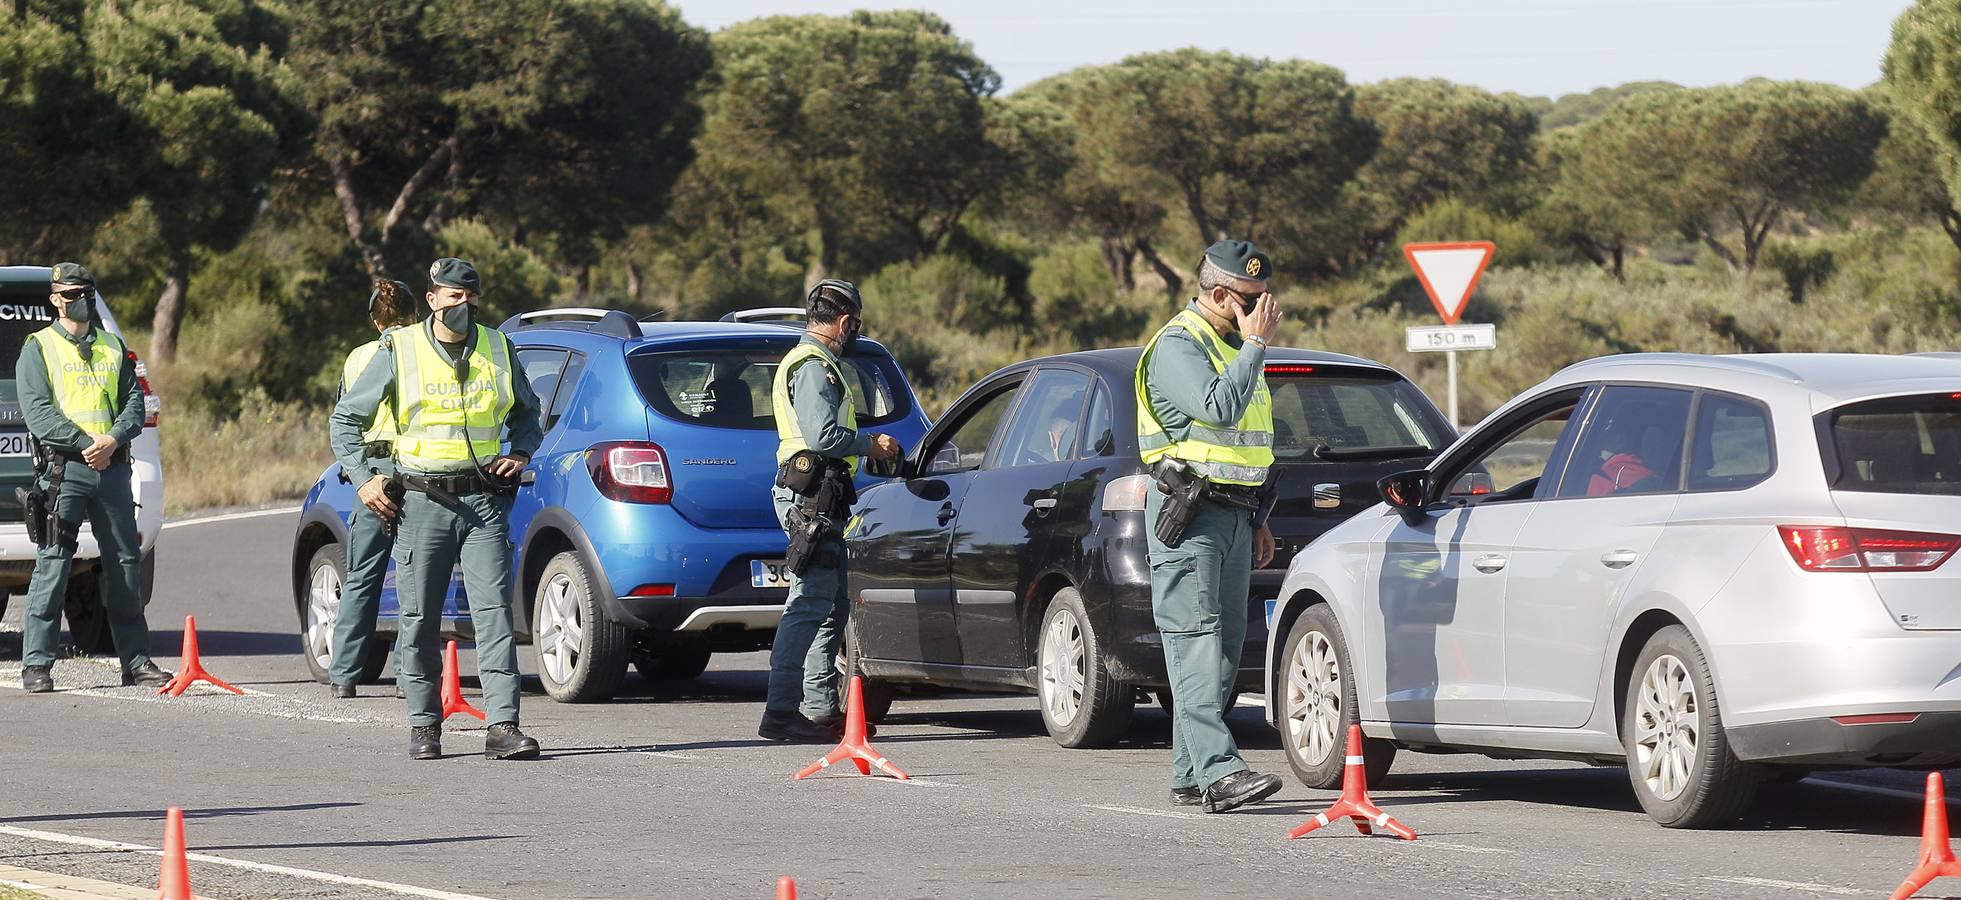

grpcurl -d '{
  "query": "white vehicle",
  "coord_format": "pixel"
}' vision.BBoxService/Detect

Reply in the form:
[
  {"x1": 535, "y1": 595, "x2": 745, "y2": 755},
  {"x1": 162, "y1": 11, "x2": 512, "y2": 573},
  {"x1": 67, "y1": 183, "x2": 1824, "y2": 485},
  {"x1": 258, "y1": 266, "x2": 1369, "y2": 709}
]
[
  {"x1": 0, "y1": 266, "x2": 164, "y2": 650},
  {"x1": 1265, "y1": 353, "x2": 1961, "y2": 827}
]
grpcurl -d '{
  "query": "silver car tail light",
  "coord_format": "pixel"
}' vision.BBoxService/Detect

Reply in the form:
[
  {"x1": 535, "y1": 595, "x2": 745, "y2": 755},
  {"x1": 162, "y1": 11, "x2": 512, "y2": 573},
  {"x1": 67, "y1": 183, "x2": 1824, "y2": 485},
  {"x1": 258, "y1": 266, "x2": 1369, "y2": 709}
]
[
  {"x1": 1777, "y1": 526, "x2": 1961, "y2": 573},
  {"x1": 1103, "y1": 474, "x2": 1151, "y2": 512}
]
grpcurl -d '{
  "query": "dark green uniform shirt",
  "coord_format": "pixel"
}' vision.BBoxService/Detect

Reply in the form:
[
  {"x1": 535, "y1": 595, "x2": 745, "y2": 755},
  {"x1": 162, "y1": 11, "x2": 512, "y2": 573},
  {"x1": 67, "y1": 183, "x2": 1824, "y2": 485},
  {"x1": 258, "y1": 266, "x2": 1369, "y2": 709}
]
[
  {"x1": 329, "y1": 319, "x2": 545, "y2": 480},
  {"x1": 786, "y1": 334, "x2": 871, "y2": 461},
  {"x1": 1144, "y1": 302, "x2": 1267, "y2": 433},
  {"x1": 15, "y1": 324, "x2": 145, "y2": 453}
]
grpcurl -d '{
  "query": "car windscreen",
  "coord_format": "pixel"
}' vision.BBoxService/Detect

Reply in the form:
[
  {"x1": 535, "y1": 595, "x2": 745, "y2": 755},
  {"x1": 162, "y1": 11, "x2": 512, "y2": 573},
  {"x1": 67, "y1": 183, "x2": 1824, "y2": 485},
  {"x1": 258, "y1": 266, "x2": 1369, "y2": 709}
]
[
  {"x1": 627, "y1": 342, "x2": 908, "y2": 431},
  {"x1": 1267, "y1": 371, "x2": 1451, "y2": 460},
  {"x1": 0, "y1": 290, "x2": 60, "y2": 376},
  {"x1": 1825, "y1": 393, "x2": 1961, "y2": 495}
]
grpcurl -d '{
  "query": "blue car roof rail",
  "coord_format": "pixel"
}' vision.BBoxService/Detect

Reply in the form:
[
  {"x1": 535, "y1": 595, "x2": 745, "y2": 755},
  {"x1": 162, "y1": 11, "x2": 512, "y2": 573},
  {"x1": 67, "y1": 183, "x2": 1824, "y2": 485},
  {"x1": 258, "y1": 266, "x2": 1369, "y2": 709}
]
[{"x1": 500, "y1": 307, "x2": 643, "y2": 339}]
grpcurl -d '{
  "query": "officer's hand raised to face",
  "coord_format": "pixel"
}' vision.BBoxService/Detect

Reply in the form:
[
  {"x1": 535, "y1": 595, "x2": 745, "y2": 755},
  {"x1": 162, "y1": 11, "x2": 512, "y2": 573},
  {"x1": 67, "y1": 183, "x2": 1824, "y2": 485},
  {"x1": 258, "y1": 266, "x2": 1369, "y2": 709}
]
[
  {"x1": 1235, "y1": 291, "x2": 1281, "y2": 345},
  {"x1": 358, "y1": 474, "x2": 398, "y2": 520}
]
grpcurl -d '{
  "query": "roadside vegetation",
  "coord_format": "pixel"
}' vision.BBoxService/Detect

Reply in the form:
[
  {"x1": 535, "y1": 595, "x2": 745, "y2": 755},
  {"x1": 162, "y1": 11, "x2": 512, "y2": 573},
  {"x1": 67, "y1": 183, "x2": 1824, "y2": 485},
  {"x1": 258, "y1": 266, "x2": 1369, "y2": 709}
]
[{"x1": 8, "y1": 2, "x2": 1961, "y2": 510}]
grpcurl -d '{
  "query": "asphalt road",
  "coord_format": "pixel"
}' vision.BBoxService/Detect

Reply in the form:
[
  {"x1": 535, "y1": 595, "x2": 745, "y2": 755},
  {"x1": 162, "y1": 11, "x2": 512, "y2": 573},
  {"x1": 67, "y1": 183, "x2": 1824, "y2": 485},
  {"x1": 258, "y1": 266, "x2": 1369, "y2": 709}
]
[{"x1": 0, "y1": 509, "x2": 1956, "y2": 900}]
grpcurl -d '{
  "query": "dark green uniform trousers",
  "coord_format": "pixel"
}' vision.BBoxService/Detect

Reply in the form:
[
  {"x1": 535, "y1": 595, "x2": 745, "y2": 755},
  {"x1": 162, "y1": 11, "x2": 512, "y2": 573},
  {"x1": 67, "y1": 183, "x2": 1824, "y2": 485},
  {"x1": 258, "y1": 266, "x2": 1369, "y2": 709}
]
[
  {"x1": 21, "y1": 460, "x2": 150, "y2": 671},
  {"x1": 330, "y1": 501, "x2": 393, "y2": 686},
  {"x1": 1147, "y1": 489, "x2": 1252, "y2": 791},
  {"x1": 393, "y1": 488, "x2": 521, "y2": 727},
  {"x1": 768, "y1": 487, "x2": 847, "y2": 718}
]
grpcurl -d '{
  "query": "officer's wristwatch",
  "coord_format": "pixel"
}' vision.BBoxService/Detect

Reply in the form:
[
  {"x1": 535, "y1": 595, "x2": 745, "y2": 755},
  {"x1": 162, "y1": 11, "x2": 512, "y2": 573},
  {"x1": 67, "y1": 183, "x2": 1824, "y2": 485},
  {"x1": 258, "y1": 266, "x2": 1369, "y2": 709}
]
[{"x1": 1245, "y1": 335, "x2": 1268, "y2": 348}]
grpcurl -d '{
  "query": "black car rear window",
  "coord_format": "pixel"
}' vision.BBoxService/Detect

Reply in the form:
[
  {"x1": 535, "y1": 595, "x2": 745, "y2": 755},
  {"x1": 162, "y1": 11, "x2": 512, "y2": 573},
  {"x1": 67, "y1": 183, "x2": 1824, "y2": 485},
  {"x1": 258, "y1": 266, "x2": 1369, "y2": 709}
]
[
  {"x1": 1267, "y1": 371, "x2": 1451, "y2": 459},
  {"x1": 627, "y1": 341, "x2": 909, "y2": 431},
  {"x1": 1825, "y1": 393, "x2": 1961, "y2": 495},
  {"x1": 0, "y1": 289, "x2": 59, "y2": 375}
]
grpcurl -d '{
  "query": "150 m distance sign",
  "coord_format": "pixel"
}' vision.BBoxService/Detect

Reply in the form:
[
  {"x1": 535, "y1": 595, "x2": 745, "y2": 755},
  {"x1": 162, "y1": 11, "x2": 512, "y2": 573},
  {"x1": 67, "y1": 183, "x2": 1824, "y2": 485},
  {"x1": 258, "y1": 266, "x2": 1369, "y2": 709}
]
[{"x1": 1406, "y1": 323, "x2": 1496, "y2": 353}]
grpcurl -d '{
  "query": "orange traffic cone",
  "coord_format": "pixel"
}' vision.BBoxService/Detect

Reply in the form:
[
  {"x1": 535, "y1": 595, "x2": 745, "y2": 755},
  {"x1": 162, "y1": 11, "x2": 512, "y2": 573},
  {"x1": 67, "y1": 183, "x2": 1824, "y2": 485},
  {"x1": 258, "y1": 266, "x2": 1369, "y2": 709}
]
[
  {"x1": 1286, "y1": 725, "x2": 1416, "y2": 841},
  {"x1": 156, "y1": 806, "x2": 190, "y2": 900},
  {"x1": 440, "y1": 640, "x2": 485, "y2": 721},
  {"x1": 1890, "y1": 772, "x2": 1960, "y2": 900},
  {"x1": 775, "y1": 876, "x2": 797, "y2": 900},
  {"x1": 157, "y1": 616, "x2": 242, "y2": 697},
  {"x1": 794, "y1": 676, "x2": 908, "y2": 780}
]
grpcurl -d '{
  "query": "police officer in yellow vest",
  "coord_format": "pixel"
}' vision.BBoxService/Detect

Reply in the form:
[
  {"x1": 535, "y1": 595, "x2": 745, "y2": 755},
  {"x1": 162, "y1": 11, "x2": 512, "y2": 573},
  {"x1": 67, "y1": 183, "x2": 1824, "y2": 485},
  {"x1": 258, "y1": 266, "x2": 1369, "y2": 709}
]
[
  {"x1": 760, "y1": 279, "x2": 902, "y2": 743},
  {"x1": 16, "y1": 263, "x2": 167, "y2": 693},
  {"x1": 326, "y1": 279, "x2": 419, "y2": 699},
  {"x1": 331, "y1": 258, "x2": 544, "y2": 760},
  {"x1": 1136, "y1": 240, "x2": 1284, "y2": 813}
]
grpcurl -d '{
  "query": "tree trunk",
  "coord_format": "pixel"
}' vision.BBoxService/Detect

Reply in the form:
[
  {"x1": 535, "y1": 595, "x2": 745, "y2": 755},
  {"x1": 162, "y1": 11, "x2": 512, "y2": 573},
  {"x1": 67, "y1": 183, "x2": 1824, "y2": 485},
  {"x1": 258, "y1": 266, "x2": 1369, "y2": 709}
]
[
  {"x1": 623, "y1": 252, "x2": 642, "y2": 302},
  {"x1": 1697, "y1": 228, "x2": 1741, "y2": 275},
  {"x1": 1136, "y1": 237, "x2": 1182, "y2": 296},
  {"x1": 150, "y1": 251, "x2": 189, "y2": 366},
  {"x1": 1941, "y1": 206, "x2": 1961, "y2": 254},
  {"x1": 805, "y1": 217, "x2": 840, "y2": 293},
  {"x1": 381, "y1": 135, "x2": 456, "y2": 242},
  {"x1": 1611, "y1": 244, "x2": 1625, "y2": 283},
  {"x1": 328, "y1": 153, "x2": 385, "y2": 277}
]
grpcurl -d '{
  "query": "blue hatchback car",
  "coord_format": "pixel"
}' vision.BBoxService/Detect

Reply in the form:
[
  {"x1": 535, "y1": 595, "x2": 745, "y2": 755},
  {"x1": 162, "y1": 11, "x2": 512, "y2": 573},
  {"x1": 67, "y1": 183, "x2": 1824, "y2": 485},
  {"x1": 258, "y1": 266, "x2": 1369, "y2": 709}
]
[{"x1": 289, "y1": 308, "x2": 931, "y2": 702}]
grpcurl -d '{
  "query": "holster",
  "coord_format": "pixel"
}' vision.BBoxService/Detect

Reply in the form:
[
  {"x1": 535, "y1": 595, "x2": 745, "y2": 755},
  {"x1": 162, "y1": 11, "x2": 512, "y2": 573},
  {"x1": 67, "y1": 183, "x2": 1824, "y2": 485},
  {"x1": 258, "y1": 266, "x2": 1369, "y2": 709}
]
[
  {"x1": 783, "y1": 504, "x2": 832, "y2": 577},
  {"x1": 17, "y1": 437, "x2": 64, "y2": 550},
  {"x1": 1152, "y1": 458, "x2": 1205, "y2": 547}
]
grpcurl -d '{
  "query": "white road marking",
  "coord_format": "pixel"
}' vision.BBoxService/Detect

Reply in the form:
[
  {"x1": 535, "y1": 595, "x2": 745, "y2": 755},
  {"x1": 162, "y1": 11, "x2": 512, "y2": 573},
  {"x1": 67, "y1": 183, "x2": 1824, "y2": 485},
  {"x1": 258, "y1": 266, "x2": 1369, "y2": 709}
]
[
  {"x1": 0, "y1": 664, "x2": 398, "y2": 726},
  {"x1": 1087, "y1": 804, "x2": 1210, "y2": 820},
  {"x1": 1702, "y1": 875, "x2": 1870, "y2": 895},
  {"x1": 1424, "y1": 842, "x2": 1513, "y2": 854},
  {"x1": 1806, "y1": 776, "x2": 1960, "y2": 807},
  {"x1": 162, "y1": 505, "x2": 302, "y2": 530},
  {"x1": 0, "y1": 824, "x2": 504, "y2": 900}
]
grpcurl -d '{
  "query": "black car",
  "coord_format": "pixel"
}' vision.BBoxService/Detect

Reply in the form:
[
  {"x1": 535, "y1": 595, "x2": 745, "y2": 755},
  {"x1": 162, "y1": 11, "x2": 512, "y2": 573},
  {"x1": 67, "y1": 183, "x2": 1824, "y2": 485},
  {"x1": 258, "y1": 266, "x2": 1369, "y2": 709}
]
[{"x1": 843, "y1": 346, "x2": 1455, "y2": 747}]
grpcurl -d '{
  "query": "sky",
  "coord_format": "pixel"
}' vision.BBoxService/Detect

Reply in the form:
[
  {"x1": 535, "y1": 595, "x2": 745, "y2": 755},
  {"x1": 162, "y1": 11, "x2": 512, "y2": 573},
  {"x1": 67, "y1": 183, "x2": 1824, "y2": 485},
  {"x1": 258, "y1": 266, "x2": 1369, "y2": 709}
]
[{"x1": 668, "y1": 0, "x2": 1906, "y2": 99}]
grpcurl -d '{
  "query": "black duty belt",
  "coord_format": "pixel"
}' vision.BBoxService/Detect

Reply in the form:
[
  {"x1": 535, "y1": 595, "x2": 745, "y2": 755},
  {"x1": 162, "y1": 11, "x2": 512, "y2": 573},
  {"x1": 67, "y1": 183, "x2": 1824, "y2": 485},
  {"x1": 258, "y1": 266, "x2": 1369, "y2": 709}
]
[
  {"x1": 401, "y1": 471, "x2": 491, "y2": 496},
  {"x1": 1204, "y1": 482, "x2": 1263, "y2": 512}
]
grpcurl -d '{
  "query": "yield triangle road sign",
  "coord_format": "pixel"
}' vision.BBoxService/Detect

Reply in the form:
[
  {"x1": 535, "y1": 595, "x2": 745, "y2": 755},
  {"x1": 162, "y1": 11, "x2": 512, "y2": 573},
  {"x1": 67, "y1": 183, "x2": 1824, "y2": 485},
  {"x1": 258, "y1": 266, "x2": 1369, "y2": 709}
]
[{"x1": 1403, "y1": 241, "x2": 1495, "y2": 325}]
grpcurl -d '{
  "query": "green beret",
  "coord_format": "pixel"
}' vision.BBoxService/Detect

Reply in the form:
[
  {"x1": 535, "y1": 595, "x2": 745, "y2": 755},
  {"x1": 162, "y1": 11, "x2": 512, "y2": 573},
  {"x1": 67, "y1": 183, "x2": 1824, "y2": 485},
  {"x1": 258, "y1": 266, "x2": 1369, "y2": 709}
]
[
  {"x1": 1203, "y1": 240, "x2": 1271, "y2": 282},
  {"x1": 428, "y1": 257, "x2": 480, "y2": 292},
  {"x1": 368, "y1": 279, "x2": 413, "y2": 316},
  {"x1": 50, "y1": 262, "x2": 94, "y2": 287},
  {"x1": 806, "y1": 278, "x2": 862, "y2": 314}
]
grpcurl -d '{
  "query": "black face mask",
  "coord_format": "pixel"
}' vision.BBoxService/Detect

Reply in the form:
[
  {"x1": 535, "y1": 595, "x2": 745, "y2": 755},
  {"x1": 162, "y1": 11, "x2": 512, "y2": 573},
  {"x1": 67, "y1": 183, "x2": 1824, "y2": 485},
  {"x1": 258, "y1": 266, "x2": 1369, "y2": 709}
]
[
  {"x1": 438, "y1": 302, "x2": 472, "y2": 334},
  {"x1": 61, "y1": 297, "x2": 92, "y2": 322},
  {"x1": 837, "y1": 316, "x2": 860, "y2": 355}
]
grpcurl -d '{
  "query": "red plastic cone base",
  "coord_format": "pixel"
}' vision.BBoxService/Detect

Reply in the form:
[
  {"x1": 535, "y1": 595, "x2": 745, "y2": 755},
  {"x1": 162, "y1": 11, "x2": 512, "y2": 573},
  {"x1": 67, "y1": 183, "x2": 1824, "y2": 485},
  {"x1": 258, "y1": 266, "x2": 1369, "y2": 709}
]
[
  {"x1": 156, "y1": 806, "x2": 190, "y2": 900},
  {"x1": 776, "y1": 876, "x2": 797, "y2": 900},
  {"x1": 158, "y1": 615, "x2": 244, "y2": 697},
  {"x1": 794, "y1": 676, "x2": 909, "y2": 780},
  {"x1": 1287, "y1": 725, "x2": 1416, "y2": 841},
  {"x1": 440, "y1": 640, "x2": 486, "y2": 721},
  {"x1": 1890, "y1": 772, "x2": 1959, "y2": 900}
]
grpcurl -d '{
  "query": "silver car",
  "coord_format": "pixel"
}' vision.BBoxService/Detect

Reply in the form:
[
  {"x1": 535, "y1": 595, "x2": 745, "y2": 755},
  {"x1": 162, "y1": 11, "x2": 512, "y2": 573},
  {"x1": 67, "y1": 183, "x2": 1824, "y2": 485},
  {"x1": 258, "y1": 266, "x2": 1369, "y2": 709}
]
[{"x1": 1263, "y1": 352, "x2": 1961, "y2": 828}]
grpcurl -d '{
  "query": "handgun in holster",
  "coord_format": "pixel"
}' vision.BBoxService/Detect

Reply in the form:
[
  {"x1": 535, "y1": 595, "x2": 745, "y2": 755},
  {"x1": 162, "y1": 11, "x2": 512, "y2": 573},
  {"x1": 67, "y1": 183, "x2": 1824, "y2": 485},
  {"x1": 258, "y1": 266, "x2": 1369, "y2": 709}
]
[
  {"x1": 777, "y1": 450, "x2": 856, "y2": 576},
  {"x1": 15, "y1": 436, "x2": 64, "y2": 550},
  {"x1": 380, "y1": 477, "x2": 406, "y2": 537},
  {"x1": 1152, "y1": 457, "x2": 1207, "y2": 547}
]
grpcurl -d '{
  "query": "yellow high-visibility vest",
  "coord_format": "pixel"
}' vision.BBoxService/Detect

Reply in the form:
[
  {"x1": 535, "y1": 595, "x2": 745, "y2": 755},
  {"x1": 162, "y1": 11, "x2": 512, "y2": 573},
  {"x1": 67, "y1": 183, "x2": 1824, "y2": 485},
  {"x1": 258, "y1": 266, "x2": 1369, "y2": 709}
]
[
  {"x1": 342, "y1": 328, "x2": 402, "y2": 444},
  {"x1": 390, "y1": 322, "x2": 514, "y2": 473},
  {"x1": 771, "y1": 339, "x2": 860, "y2": 473},
  {"x1": 28, "y1": 326, "x2": 123, "y2": 436},
  {"x1": 1135, "y1": 307, "x2": 1274, "y2": 486}
]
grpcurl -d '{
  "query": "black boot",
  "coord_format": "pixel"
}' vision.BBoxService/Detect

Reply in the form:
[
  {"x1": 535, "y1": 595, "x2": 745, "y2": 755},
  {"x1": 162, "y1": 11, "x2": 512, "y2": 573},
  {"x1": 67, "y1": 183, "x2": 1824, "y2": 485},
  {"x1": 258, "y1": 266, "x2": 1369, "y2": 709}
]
[
  {"x1": 21, "y1": 666, "x2": 52, "y2": 693},
  {"x1": 759, "y1": 710, "x2": 839, "y2": 744},
  {"x1": 1201, "y1": 770, "x2": 1283, "y2": 814},
  {"x1": 409, "y1": 725, "x2": 442, "y2": 760},
  {"x1": 808, "y1": 710, "x2": 870, "y2": 738},
  {"x1": 1170, "y1": 786, "x2": 1202, "y2": 807},
  {"x1": 484, "y1": 722, "x2": 540, "y2": 760},
  {"x1": 122, "y1": 661, "x2": 170, "y2": 688},
  {"x1": 330, "y1": 683, "x2": 357, "y2": 699}
]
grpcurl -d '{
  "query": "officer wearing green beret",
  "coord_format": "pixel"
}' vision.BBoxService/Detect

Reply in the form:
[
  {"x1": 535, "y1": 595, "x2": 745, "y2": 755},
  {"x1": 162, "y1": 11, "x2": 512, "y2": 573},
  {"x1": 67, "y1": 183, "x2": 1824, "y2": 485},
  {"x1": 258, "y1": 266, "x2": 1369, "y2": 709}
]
[
  {"x1": 326, "y1": 279, "x2": 419, "y2": 699},
  {"x1": 17, "y1": 262, "x2": 168, "y2": 693},
  {"x1": 760, "y1": 279, "x2": 902, "y2": 743},
  {"x1": 331, "y1": 258, "x2": 545, "y2": 760},
  {"x1": 1135, "y1": 240, "x2": 1284, "y2": 813}
]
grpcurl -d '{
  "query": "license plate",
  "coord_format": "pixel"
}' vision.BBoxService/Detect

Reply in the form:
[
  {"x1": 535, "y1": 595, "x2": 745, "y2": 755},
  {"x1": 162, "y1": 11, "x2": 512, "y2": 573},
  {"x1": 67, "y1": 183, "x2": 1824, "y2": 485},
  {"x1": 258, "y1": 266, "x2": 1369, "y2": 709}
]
[
  {"x1": 751, "y1": 559, "x2": 793, "y2": 588},
  {"x1": 0, "y1": 431, "x2": 29, "y2": 458}
]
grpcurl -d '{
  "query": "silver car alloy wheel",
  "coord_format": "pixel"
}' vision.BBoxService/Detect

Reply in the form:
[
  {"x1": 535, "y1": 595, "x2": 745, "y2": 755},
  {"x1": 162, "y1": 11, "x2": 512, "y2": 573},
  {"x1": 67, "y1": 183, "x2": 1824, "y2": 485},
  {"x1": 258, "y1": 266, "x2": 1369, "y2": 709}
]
[
  {"x1": 536, "y1": 571, "x2": 585, "y2": 685},
  {"x1": 305, "y1": 562, "x2": 342, "y2": 672},
  {"x1": 1039, "y1": 611, "x2": 1087, "y2": 727},
  {"x1": 1633, "y1": 654, "x2": 1700, "y2": 802},
  {"x1": 1287, "y1": 629, "x2": 1344, "y2": 768}
]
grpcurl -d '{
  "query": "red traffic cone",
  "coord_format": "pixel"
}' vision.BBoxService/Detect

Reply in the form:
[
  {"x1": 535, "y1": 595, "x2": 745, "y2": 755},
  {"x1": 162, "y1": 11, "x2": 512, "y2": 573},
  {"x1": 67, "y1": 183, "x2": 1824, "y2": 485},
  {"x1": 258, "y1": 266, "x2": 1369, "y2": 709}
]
[
  {"x1": 156, "y1": 806, "x2": 190, "y2": 900},
  {"x1": 794, "y1": 676, "x2": 909, "y2": 780},
  {"x1": 1286, "y1": 725, "x2": 1416, "y2": 841},
  {"x1": 1890, "y1": 772, "x2": 1960, "y2": 900},
  {"x1": 440, "y1": 640, "x2": 486, "y2": 721},
  {"x1": 775, "y1": 876, "x2": 797, "y2": 900},
  {"x1": 158, "y1": 615, "x2": 243, "y2": 697}
]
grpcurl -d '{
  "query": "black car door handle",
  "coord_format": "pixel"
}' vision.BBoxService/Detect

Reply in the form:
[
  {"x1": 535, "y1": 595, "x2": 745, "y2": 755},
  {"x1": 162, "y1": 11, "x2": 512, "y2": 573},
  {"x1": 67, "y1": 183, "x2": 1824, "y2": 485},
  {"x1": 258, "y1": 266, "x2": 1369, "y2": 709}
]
[{"x1": 936, "y1": 503, "x2": 956, "y2": 526}]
